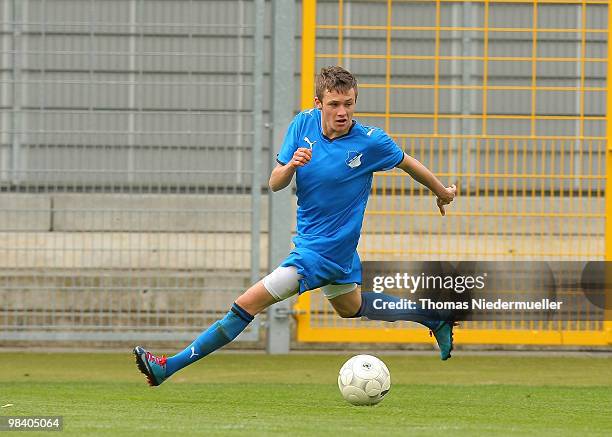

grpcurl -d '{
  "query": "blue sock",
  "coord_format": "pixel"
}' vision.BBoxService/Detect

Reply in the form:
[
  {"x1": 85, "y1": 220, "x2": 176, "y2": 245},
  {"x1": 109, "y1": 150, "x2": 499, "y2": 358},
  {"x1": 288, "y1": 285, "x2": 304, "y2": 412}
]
[
  {"x1": 165, "y1": 302, "x2": 254, "y2": 378},
  {"x1": 355, "y1": 292, "x2": 440, "y2": 330}
]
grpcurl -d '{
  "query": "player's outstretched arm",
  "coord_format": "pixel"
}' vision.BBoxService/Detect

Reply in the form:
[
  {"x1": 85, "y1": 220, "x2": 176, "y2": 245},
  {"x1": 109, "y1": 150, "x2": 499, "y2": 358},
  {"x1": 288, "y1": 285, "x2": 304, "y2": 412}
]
[
  {"x1": 396, "y1": 153, "x2": 456, "y2": 216},
  {"x1": 269, "y1": 147, "x2": 312, "y2": 192}
]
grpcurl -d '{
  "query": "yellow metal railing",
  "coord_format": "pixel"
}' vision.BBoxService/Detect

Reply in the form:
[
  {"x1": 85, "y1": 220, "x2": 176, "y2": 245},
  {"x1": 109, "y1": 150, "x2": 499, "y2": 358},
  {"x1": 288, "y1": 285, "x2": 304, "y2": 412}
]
[
  {"x1": 605, "y1": 0, "x2": 612, "y2": 341},
  {"x1": 296, "y1": 0, "x2": 611, "y2": 346}
]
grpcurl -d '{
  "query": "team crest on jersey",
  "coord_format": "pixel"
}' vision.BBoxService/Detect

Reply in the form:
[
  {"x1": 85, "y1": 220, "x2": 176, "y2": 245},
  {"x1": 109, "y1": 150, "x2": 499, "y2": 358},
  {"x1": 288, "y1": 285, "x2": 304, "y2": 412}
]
[{"x1": 346, "y1": 151, "x2": 363, "y2": 168}]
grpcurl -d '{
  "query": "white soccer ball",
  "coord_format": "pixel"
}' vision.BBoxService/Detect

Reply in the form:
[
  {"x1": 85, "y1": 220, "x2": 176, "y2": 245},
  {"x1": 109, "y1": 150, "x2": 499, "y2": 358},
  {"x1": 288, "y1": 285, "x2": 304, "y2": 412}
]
[{"x1": 338, "y1": 354, "x2": 391, "y2": 406}]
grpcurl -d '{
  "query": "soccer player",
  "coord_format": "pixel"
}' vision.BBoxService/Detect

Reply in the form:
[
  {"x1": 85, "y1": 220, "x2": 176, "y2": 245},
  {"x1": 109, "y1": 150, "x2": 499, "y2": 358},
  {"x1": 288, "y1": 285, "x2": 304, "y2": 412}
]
[{"x1": 134, "y1": 66, "x2": 457, "y2": 386}]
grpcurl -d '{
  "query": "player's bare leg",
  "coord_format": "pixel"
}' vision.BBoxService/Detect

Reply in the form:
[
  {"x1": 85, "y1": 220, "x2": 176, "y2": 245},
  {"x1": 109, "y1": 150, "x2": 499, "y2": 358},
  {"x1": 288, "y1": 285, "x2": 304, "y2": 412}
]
[
  {"x1": 235, "y1": 281, "x2": 279, "y2": 316},
  {"x1": 328, "y1": 287, "x2": 362, "y2": 318}
]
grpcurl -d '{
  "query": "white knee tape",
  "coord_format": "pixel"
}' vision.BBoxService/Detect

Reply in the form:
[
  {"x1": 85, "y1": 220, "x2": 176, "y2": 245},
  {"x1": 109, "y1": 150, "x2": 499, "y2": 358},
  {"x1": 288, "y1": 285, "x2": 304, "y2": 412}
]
[
  {"x1": 262, "y1": 266, "x2": 301, "y2": 301},
  {"x1": 321, "y1": 282, "x2": 358, "y2": 300}
]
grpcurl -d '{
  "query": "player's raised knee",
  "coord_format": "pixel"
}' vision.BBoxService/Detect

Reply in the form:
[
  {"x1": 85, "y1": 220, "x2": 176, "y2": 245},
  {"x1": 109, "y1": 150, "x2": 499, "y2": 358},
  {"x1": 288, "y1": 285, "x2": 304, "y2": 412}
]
[
  {"x1": 324, "y1": 283, "x2": 361, "y2": 318},
  {"x1": 335, "y1": 306, "x2": 359, "y2": 318}
]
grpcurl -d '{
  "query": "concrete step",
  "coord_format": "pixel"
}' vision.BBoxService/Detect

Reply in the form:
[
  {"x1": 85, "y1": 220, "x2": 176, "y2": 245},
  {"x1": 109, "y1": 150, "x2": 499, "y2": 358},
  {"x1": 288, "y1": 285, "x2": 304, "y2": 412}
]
[{"x1": 0, "y1": 269, "x2": 255, "y2": 322}]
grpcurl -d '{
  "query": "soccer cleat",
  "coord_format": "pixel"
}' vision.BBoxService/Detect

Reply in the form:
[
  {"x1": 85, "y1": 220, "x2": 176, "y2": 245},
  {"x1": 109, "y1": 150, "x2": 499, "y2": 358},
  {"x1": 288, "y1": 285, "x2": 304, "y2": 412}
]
[
  {"x1": 430, "y1": 321, "x2": 455, "y2": 361},
  {"x1": 133, "y1": 346, "x2": 167, "y2": 386}
]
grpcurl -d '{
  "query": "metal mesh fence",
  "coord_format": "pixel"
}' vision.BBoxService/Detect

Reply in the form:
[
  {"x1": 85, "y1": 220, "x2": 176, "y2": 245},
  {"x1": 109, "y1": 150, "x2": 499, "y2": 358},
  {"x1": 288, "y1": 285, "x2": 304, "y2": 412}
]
[
  {"x1": 0, "y1": 0, "x2": 266, "y2": 341},
  {"x1": 296, "y1": 0, "x2": 609, "y2": 345}
]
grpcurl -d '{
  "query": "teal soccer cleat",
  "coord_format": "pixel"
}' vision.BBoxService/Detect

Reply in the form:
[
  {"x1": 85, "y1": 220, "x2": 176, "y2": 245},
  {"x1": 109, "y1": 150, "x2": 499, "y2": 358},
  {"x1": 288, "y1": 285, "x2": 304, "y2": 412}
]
[
  {"x1": 133, "y1": 346, "x2": 167, "y2": 386},
  {"x1": 431, "y1": 321, "x2": 455, "y2": 361}
]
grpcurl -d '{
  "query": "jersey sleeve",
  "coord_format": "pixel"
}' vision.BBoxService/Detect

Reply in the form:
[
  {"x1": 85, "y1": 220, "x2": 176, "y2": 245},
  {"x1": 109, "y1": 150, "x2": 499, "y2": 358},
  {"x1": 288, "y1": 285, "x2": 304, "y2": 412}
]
[
  {"x1": 368, "y1": 130, "x2": 405, "y2": 172},
  {"x1": 276, "y1": 113, "x2": 304, "y2": 165}
]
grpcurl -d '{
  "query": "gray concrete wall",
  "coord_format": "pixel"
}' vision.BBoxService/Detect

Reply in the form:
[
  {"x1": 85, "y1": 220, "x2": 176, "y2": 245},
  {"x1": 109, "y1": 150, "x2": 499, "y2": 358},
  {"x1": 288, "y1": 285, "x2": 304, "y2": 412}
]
[
  {"x1": 0, "y1": 231, "x2": 601, "y2": 270},
  {"x1": 0, "y1": 194, "x2": 52, "y2": 231},
  {"x1": 0, "y1": 192, "x2": 603, "y2": 235}
]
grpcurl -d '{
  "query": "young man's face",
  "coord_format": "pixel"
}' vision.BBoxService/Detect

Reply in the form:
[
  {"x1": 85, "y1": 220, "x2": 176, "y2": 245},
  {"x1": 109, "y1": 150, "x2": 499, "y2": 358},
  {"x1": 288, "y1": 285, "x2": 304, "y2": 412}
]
[{"x1": 315, "y1": 88, "x2": 356, "y2": 139}]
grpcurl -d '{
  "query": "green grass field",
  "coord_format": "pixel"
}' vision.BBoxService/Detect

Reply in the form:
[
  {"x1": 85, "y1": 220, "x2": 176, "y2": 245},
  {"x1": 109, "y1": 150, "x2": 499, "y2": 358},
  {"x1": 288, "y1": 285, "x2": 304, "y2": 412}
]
[{"x1": 1, "y1": 352, "x2": 611, "y2": 436}]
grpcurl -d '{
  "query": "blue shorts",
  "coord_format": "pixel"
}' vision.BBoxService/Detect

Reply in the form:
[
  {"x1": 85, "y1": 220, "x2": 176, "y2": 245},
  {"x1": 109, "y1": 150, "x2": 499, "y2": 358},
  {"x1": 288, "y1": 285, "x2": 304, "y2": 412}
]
[{"x1": 281, "y1": 247, "x2": 362, "y2": 294}]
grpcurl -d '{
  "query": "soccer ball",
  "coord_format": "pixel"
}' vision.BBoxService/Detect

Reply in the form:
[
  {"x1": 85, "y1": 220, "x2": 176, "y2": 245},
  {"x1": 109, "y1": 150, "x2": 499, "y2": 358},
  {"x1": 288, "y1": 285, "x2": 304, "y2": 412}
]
[{"x1": 337, "y1": 354, "x2": 391, "y2": 406}]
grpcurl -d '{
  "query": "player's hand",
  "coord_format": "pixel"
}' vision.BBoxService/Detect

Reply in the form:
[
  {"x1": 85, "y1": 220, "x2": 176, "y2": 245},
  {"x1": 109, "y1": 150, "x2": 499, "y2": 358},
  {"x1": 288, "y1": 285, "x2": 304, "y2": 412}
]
[
  {"x1": 290, "y1": 147, "x2": 312, "y2": 167},
  {"x1": 436, "y1": 184, "x2": 456, "y2": 216}
]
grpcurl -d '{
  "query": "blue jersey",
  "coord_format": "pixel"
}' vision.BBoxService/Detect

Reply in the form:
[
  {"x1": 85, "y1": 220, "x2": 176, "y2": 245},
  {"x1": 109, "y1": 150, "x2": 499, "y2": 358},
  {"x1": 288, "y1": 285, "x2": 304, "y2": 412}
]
[{"x1": 276, "y1": 108, "x2": 404, "y2": 293}]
